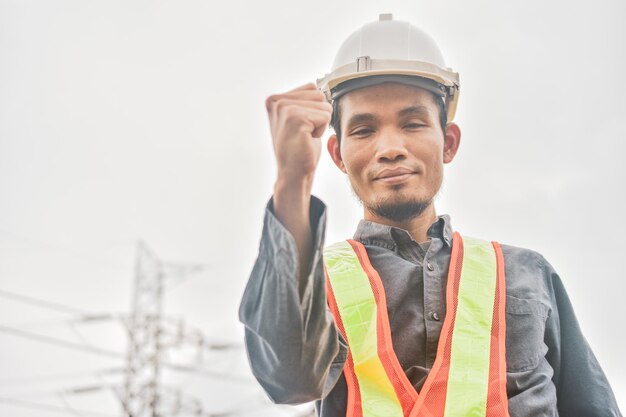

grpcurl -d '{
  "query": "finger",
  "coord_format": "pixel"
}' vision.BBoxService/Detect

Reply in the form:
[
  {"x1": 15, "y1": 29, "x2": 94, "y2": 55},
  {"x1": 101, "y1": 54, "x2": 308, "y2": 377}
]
[
  {"x1": 283, "y1": 89, "x2": 327, "y2": 102},
  {"x1": 278, "y1": 106, "x2": 331, "y2": 138},
  {"x1": 268, "y1": 98, "x2": 331, "y2": 135},
  {"x1": 285, "y1": 82, "x2": 318, "y2": 94},
  {"x1": 272, "y1": 98, "x2": 332, "y2": 114},
  {"x1": 312, "y1": 123, "x2": 327, "y2": 139},
  {"x1": 266, "y1": 86, "x2": 325, "y2": 112},
  {"x1": 307, "y1": 108, "x2": 332, "y2": 138}
]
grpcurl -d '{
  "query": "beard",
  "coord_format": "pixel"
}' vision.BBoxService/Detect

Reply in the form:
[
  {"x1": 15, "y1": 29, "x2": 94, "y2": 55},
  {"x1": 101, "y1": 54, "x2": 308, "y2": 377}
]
[
  {"x1": 369, "y1": 195, "x2": 432, "y2": 222},
  {"x1": 351, "y1": 183, "x2": 435, "y2": 223}
]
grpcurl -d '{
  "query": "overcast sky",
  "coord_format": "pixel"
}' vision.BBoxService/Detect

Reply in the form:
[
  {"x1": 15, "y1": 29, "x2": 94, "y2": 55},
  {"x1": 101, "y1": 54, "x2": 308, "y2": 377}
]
[{"x1": 1, "y1": 0, "x2": 624, "y2": 416}]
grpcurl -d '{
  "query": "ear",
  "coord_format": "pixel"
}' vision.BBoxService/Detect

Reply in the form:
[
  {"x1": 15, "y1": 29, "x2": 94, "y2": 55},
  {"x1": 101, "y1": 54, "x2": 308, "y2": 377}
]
[
  {"x1": 327, "y1": 134, "x2": 347, "y2": 173},
  {"x1": 443, "y1": 122, "x2": 461, "y2": 164}
]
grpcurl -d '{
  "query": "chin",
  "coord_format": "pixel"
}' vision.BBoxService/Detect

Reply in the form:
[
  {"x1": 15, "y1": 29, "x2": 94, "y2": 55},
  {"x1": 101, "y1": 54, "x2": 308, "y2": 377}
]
[
  {"x1": 381, "y1": 187, "x2": 430, "y2": 204},
  {"x1": 364, "y1": 190, "x2": 434, "y2": 222}
]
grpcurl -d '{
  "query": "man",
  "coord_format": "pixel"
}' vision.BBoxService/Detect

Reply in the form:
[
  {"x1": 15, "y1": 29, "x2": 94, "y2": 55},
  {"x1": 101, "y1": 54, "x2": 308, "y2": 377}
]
[{"x1": 239, "y1": 14, "x2": 622, "y2": 417}]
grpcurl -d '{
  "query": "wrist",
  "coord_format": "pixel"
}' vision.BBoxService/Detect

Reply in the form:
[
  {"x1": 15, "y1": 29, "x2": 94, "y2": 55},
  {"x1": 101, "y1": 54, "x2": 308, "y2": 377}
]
[
  {"x1": 274, "y1": 170, "x2": 314, "y2": 197},
  {"x1": 273, "y1": 173, "x2": 313, "y2": 223}
]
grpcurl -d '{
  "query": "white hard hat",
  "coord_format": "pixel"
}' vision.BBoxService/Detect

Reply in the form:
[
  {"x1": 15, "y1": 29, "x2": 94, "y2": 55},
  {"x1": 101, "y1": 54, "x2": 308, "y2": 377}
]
[{"x1": 316, "y1": 13, "x2": 460, "y2": 121}]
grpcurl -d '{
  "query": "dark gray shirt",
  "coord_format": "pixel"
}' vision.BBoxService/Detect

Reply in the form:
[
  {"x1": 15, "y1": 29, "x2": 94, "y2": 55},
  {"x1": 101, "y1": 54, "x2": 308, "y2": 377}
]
[{"x1": 239, "y1": 196, "x2": 622, "y2": 417}]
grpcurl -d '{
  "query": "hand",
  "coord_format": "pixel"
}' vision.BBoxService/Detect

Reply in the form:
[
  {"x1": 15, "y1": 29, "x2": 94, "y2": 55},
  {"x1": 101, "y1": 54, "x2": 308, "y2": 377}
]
[{"x1": 265, "y1": 82, "x2": 332, "y2": 184}]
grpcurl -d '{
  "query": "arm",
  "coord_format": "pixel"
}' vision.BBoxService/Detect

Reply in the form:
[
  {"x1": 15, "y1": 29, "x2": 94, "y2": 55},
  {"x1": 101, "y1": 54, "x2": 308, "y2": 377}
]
[
  {"x1": 238, "y1": 196, "x2": 347, "y2": 404},
  {"x1": 543, "y1": 259, "x2": 623, "y2": 417},
  {"x1": 273, "y1": 176, "x2": 315, "y2": 298},
  {"x1": 239, "y1": 83, "x2": 346, "y2": 404},
  {"x1": 267, "y1": 82, "x2": 329, "y2": 292}
]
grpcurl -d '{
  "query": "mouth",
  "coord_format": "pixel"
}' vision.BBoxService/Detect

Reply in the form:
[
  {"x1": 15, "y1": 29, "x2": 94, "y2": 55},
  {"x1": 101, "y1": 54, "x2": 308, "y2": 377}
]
[{"x1": 374, "y1": 168, "x2": 417, "y2": 184}]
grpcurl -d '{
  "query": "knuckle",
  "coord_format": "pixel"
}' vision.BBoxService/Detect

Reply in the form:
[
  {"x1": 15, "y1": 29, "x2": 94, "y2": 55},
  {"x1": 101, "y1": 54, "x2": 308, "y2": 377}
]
[
  {"x1": 283, "y1": 105, "x2": 300, "y2": 120},
  {"x1": 265, "y1": 95, "x2": 279, "y2": 111},
  {"x1": 276, "y1": 99, "x2": 290, "y2": 113}
]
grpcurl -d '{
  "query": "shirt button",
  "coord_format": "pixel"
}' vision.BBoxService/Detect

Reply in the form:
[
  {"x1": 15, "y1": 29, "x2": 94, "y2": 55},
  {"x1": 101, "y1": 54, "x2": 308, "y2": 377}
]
[
  {"x1": 427, "y1": 262, "x2": 434, "y2": 271},
  {"x1": 430, "y1": 311, "x2": 441, "y2": 321}
]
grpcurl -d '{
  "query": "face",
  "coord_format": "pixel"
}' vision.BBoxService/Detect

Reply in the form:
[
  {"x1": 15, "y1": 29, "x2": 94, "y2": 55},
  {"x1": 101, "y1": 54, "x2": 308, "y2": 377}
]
[{"x1": 327, "y1": 82, "x2": 461, "y2": 223}]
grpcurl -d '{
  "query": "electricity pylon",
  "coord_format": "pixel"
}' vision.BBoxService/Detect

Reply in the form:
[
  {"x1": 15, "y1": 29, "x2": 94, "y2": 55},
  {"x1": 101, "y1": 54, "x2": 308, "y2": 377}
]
[{"x1": 123, "y1": 240, "x2": 205, "y2": 417}]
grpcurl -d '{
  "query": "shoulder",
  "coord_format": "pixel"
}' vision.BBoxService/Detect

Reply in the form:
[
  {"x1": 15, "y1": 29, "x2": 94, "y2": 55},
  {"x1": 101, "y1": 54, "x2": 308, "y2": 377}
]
[
  {"x1": 496, "y1": 242, "x2": 557, "y2": 314},
  {"x1": 457, "y1": 234, "x2": 553, "y2": 279},
  {"x1": 498, "y1": 242, "x2": 551, "y2": 275}
]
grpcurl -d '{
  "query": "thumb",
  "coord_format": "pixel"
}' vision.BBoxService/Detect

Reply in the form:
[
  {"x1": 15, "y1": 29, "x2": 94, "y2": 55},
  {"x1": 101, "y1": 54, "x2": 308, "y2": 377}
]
[{"x1": 312, "y1": 123, "x2": 327, "y2": 139}]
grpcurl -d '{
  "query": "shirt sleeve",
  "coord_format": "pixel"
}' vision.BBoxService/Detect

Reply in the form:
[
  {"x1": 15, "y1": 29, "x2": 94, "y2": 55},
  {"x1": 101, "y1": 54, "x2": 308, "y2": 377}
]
[
  {"x1": 238, "y1": 195, "x2": 348, "y2": 405},
  {"x1": 543, "y1": 258, "x2": 623, "y2": 417}
]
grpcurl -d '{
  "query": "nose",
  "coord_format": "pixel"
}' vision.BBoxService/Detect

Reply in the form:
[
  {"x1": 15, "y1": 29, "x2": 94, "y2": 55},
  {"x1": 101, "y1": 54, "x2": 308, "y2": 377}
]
[{"x1": 375, "y1": 129, "x2": 408, "y2": 162}]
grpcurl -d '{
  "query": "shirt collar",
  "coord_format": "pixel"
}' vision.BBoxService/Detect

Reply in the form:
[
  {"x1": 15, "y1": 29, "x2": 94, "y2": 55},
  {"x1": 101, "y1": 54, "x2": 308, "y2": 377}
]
[{"x1": 353, "y1": 214, "x2": 453, "y2": 249}]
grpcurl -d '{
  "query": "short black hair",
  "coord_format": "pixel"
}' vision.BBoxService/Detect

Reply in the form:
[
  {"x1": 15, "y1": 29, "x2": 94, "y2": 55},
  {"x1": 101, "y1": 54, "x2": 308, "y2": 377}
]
[{"x1": 329, "y1": 89, "x2": 448, "y2": 144}]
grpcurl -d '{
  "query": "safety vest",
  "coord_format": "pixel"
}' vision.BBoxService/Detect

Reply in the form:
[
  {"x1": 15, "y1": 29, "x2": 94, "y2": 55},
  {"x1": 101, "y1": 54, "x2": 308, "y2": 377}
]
[{"x1": 323, "y1": 232, "x2": 509, "y2": 417}]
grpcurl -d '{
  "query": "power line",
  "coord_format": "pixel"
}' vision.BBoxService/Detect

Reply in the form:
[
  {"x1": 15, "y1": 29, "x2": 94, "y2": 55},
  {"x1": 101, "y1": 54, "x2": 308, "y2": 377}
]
[
  {"x1": 0, "y1": 247, "x2": 251, "y2": 415},
  {"x1": 0, "y1": 384, "x2": 113, "y2": 402},
  {"x1": 0, "y1": 396, "x2": 122, "y2": 417},
  {"x1": 58, "y1": 392, "x2": 84, "y2": 417},
  {"x1": 0, "y1": 288, "x2": 91, "y2": 315},
  {"x1": 0, "y1": 324, "x2": 250, "y2": 382},
  {"x1": 0, "y1": 324, "x2": 125, "y2": 359},
  {"x1": 0, "y1": 368, "x2": 123, "y2": 387},
  {"x1": 0, "y1": 288, "x2": 129, "y2": 335},
  {"x1": 5, "y1": 314, "x2": 123, "y2": 331}
]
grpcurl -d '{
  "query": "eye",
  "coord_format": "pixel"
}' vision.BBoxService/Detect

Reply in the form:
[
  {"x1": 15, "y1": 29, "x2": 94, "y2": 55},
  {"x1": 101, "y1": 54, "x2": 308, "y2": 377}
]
[
  {"x1": 404, "y1": 123, "x2": 426, "y2": 130},
  {"x1": 351, "y1": 128, "x2": 374, "y2": 137}
]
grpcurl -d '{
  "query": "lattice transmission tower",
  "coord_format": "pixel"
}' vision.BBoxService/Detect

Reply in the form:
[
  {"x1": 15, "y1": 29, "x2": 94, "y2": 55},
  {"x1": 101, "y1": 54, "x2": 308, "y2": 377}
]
[{"x1": 123, "y1": 240, "x2": 206, "y2": 417}]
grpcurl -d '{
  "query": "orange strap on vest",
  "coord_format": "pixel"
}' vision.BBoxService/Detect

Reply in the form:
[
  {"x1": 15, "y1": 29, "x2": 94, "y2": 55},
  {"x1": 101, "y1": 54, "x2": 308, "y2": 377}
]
[{"x1": 323, "y1": 232, "x2": 509, "y2": 417}]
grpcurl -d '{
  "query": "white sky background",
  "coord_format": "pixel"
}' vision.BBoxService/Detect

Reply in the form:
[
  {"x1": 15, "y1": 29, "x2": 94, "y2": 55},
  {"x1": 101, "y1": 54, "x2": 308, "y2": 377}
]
[{"x1": 0, "y1": 0, "x2": 624, "y2": 415}]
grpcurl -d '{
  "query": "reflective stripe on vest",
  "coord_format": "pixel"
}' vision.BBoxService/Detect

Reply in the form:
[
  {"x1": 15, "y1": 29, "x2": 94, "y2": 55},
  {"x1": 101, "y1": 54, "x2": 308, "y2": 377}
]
[{"x1": 323, "y1": 232, "x2": 509, "y2": 417}]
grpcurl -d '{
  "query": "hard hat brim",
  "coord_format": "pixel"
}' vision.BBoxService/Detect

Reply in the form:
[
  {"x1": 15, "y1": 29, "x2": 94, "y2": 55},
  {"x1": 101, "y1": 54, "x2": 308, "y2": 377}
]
[
  {"x1": 316, "y1": 58, "x2": 460, "y2": 121},
  {"x1": 328, "y1": 74, "x2": 447, "y2": 101}
]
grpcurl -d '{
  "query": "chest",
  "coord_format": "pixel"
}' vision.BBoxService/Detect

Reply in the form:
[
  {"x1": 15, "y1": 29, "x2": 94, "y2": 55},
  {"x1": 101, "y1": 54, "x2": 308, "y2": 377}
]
[{"x1": 364, "y1": 244, "x2": 551, "y2": 373}]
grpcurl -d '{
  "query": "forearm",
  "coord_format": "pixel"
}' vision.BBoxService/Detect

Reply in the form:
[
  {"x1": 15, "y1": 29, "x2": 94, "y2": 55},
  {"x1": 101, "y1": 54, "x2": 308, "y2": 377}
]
[
  {"x1": 273, "y1": 173, "x2": 314, "y2": 297},
  {"x1": 239, "y1": 196, "x2": 346, "y2": 404}
]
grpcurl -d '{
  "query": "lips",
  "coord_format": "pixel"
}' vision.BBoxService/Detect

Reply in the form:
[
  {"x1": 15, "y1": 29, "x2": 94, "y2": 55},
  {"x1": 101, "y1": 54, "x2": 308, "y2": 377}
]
[
  {"x1": 372, "y1": 167, "x2": 418, "y2": 185},
  {"x1": 374, "y1": 167, "x2": 416, "y2": 181}
]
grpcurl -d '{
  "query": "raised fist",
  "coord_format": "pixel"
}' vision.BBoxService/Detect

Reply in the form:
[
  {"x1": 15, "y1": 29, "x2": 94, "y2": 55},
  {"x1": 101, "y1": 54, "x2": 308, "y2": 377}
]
[{"x1": 265, "y1": 83, "x2": 332, "y2": 182}]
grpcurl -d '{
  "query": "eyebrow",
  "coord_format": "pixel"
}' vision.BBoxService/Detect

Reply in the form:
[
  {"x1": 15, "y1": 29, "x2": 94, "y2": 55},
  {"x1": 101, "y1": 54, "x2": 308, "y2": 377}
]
[
  {"x1": 345, "y1": 105, "x2": 432, "y2": 129},
  {"x1": 398, "y1": 105, "x2": 431, "y2": 118},
  {"x1": 345, "y1": 113, "x2": 377, "y2": 129}
]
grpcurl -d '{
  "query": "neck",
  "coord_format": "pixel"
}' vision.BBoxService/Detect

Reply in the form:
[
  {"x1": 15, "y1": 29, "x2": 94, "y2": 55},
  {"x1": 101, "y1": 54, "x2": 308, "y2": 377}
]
[{"x1": 364, "y1": 203, "x2": 438, "y2": 243}]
